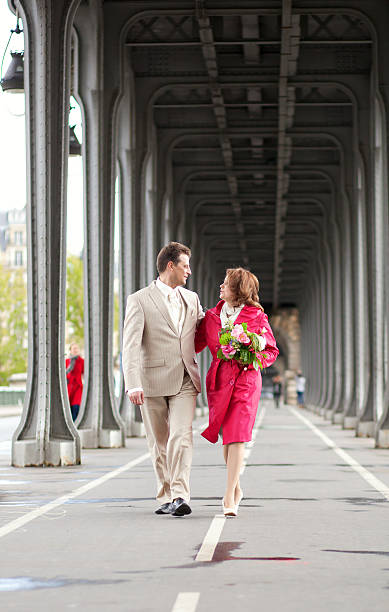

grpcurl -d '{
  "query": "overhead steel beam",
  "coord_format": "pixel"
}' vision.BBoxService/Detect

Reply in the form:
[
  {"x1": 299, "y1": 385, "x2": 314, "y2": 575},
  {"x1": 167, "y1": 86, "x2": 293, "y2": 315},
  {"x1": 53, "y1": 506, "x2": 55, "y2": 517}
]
[
  {"x1": 196, "y1": 5, "x2": 249, "y2": 265},
  {"x1": 273, "y1": 0, "x2": 301, "y2": 309},
  {"x1": 124, "y1": 40, "x2": 371, "y2": 47}
]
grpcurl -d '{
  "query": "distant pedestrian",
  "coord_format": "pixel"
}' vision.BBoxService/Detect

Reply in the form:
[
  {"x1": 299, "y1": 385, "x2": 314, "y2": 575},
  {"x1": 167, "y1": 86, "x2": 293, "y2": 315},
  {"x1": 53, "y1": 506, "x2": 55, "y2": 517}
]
[
  {"x1": 66, "y1": 343, "x2": 84, "y2": 420},
  {"x1": 272, "y1": 375, "x2": 282, "y2": 409},
  {"x1": 295, "y1": 371, "x2": 306, "y2": 407}
]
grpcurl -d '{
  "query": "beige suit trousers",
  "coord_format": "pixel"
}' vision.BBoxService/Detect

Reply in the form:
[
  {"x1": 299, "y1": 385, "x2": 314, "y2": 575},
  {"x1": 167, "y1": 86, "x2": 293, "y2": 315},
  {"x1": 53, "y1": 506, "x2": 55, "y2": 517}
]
[{"x1": 140, "y1": 373, "x2": 197, "y2": 503}]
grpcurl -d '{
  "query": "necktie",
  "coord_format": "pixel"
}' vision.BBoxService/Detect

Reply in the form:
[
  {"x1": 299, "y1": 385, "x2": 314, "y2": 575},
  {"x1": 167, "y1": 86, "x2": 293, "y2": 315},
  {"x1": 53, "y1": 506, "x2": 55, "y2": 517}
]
[{"x1": 168, "y1": 291, "x2": 180, "y2": 306}]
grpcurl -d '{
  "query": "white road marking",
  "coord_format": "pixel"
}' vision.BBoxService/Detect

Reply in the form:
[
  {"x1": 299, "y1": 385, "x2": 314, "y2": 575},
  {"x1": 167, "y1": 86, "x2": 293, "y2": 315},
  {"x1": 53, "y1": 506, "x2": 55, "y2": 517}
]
[
  {"x1": 195, "y1": 514, "x2": 226, "y2": 562},
  {"x1": 0, "y1": 452, "x2": 150, "y2": 539},
  {"x1": 0, "y1": 415, "x2": 208, "y2": 539},
  {"x1": 290, "y1": 407, "x2": 389, "y2": 502},
  {"x1": 171, "y1": 592, "x2": 200, "y2": 612}
]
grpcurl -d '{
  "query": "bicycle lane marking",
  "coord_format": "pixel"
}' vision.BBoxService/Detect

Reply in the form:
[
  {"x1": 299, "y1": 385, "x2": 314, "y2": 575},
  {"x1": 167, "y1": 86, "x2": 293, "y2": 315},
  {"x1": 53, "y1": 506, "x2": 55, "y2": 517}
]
[
  {"x1": 0, "y1": 452, "x2": 150, "y2": 539},
  {"x1": 0, "y1": 416, "x2": 210, "y2": 540},
  {"x1": 289, "y1": 407, "x2": 389, "y2": 501}
]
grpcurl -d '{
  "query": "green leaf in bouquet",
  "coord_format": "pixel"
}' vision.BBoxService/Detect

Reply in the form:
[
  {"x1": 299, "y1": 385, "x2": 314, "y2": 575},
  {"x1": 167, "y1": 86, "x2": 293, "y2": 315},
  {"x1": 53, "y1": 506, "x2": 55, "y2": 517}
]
[
  {"x1": 217, "y1": 348, "x2": 225, "y2": 360},
  {"x1": 254, "y1": 335, "x2": 261, "y2": 351},
  {"x1": 240, "y1": 349, "x2": 249, "y2": 362},
  {"x1": 241, "y1": 322, "x2": 247, "y2": 332},
  {"x1": 253, "y1": 360, "x2": 259, "y2": 371},
  {"x1": 219, "y1": 332, "x2": 231, "y2": 345}
]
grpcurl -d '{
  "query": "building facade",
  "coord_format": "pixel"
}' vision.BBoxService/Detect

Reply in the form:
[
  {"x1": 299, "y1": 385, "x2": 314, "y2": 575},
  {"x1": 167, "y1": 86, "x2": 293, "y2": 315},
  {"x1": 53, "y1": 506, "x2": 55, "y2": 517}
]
[{"x1": 0, "y1": 207, "x2": 27, "y2": 270}]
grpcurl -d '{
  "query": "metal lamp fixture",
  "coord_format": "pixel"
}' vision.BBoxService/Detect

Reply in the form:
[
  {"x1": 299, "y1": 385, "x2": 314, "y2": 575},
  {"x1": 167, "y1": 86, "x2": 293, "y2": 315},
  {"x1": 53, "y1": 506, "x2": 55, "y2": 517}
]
[
  {"x1": 1, "y1": 51, "x2": 24, "y2": 93},
  {"x1": 0, "y1": 15, "x2": 24, "y2": 94}
]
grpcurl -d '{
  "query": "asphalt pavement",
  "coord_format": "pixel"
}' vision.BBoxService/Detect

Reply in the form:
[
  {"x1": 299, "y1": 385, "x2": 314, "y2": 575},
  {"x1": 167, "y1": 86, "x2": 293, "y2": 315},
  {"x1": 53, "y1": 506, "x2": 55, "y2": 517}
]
[{"x1": 0, "y1": 402, "x2": 388, "y2": 611}]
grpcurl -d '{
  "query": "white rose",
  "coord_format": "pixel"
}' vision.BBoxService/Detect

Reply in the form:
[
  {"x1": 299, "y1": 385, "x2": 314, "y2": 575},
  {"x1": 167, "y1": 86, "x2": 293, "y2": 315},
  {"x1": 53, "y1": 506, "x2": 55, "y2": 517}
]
[{"x1": 259, "y1": 335, "x2": 266, "y2": 351}]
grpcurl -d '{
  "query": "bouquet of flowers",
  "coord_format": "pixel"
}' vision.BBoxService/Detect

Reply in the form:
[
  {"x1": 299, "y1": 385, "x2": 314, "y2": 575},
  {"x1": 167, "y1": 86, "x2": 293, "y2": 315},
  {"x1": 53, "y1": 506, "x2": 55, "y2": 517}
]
[{"x1": 217, "y1": 321, "x2": 268, "y2": 371}]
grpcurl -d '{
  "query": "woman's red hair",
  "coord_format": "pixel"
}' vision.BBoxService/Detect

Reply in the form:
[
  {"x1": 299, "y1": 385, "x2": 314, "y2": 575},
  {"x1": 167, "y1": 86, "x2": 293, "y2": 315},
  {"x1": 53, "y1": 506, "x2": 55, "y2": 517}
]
[{"x1": 225, "y1": 268, "x2": 264, "y2": 311}]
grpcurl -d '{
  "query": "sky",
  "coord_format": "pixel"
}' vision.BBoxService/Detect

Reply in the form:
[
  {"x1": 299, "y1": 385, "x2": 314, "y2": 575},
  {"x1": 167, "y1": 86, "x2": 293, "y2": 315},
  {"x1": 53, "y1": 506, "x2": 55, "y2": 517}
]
[{"x1": 0, "y1": 2, "x2": 84, "y2": 255}]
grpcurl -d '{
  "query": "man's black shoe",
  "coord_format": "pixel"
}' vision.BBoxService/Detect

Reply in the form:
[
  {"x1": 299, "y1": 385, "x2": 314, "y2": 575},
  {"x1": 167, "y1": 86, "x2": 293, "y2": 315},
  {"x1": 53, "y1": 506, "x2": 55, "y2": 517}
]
[
  {"x1": 170, "y1": 498, "x2": 192, "y2": 517},
  {"x1": 155, "y1": 502, "x2": 172, "y2": 515}
]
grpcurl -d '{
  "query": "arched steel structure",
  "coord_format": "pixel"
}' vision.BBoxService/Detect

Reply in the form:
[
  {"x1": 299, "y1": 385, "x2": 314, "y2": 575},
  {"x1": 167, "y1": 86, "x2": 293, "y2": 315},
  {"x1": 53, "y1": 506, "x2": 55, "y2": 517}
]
[{"x1": 8, "y1": 0, "x2": 389, "y2": 464}]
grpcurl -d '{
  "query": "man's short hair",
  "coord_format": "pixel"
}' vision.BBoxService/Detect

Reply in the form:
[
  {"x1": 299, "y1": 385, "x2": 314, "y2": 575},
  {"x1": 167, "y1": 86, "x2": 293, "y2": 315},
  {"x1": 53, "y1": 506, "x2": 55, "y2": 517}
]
[{"x1": 156, "y1": 242, "x2": 191, "y2": 274}]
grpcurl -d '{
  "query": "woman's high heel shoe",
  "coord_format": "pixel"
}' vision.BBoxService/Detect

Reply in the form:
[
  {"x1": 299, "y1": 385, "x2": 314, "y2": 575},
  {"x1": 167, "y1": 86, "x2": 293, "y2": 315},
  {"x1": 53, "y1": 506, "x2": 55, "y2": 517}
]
[
  {"x1": 222, "y1": 499, "x2": 237, "y2": 517},
  {"x1": 234, "y1": 490, "x2": 243, "y2": 516}
]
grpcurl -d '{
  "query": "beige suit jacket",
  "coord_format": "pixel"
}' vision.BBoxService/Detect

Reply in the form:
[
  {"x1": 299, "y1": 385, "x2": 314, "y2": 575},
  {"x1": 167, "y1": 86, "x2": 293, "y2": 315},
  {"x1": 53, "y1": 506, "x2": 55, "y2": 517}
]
[{"x1": 122, "y1": 281, "x2": 204, "y2": 397}]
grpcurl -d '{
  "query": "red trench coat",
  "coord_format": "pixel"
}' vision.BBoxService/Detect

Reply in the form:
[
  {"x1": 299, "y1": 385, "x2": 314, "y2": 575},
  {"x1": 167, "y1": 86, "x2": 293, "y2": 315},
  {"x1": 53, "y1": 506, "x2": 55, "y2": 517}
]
[
  {"x1": 195, "y1": 301, "x2": 279, "y2": 444},
  {"x1": 65, "y1": 356, "x2": 84, "y2": 406}
]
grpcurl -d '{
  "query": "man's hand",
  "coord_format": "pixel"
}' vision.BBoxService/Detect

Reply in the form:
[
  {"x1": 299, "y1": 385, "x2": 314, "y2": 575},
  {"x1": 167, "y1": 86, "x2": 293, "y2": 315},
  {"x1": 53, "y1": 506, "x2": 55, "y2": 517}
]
[{"x1": 129, "y1": 390, "x2": 144, "y2": 405}]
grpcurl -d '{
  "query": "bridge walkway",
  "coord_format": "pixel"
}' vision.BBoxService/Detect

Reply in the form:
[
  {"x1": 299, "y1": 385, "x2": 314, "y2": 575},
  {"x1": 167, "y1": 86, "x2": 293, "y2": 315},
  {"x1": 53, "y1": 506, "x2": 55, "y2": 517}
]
[{"x1": 0, "y1": 401, "x2": 388, "y2": 611}]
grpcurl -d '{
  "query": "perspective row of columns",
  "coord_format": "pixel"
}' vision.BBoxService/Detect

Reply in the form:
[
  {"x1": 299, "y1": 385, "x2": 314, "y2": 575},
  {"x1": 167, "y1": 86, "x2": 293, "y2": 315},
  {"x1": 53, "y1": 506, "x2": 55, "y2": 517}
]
[
  {"x1": 300, "y1": 88, "x2": 389, "y2": 446},
  {"x1": 11, "y1": 0, "x2": 217, "y2": 466}
]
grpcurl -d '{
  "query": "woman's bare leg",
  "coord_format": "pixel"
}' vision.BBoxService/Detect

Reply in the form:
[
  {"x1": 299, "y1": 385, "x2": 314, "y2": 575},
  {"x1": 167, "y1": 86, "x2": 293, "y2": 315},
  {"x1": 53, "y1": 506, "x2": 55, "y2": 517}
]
[
  {"x1": 223, "y1": 444, "x2": 229, "y2": 465},
  {"x1": 223, "y1": 442, "x2": 245, "y2": 508}
]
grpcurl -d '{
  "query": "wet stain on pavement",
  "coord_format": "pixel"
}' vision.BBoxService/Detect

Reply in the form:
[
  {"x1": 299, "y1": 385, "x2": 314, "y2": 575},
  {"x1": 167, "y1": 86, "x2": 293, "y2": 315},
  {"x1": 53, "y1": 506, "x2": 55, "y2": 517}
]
[
  {"x1": 0, "y1": 577, "x2": 127, "y2": 592},
  {"x1": 165, "y1": 542, "x2": 301, "y2": 569},
  {"x1": 213, "y1": 542, "x2": 301, "y2": 563},
  {"x1": 336, "y1": 497, "x2": 386, "y2": 506}
]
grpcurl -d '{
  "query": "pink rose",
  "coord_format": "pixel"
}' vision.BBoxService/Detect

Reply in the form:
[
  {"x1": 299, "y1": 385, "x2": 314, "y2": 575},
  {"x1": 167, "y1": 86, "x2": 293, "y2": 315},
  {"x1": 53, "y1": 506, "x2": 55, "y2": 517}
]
[
  {"x1": 238, "y1": 332, "x2": 251, "y2": 345},
  {"x1": 231, "y1": 324, "x2": 244, "y2": 339},
  {"x1": 222, "y1": 344, "x2": 237, "y2": 358}
]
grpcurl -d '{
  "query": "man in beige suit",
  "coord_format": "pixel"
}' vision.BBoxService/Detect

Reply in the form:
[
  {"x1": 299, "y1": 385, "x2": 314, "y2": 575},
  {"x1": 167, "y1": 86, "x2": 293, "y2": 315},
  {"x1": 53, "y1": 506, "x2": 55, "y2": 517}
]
[{"x1": 122, "y1": 242, "x2": 204, "y2": 516}]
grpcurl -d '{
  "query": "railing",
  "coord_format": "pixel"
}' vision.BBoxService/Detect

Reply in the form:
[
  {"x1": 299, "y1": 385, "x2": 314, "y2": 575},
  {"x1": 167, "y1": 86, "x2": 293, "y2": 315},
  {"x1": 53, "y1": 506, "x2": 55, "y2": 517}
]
[{"x1": 0, "y1": 387, "x2": 25, "y2": 406}]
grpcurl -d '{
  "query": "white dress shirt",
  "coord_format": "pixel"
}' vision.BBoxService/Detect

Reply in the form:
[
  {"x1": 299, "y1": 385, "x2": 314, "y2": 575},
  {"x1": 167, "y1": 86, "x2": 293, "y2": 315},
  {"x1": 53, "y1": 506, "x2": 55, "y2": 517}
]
[{"x1": 155, "y1": 278, "x2": 186, "y2": 334}]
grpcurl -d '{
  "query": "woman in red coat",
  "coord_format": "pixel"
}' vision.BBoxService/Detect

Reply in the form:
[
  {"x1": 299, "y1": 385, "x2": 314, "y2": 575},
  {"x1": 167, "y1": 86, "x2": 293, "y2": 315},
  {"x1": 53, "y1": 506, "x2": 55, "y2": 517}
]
[
  {"x1": 65, "y1": 343, "x2": 84, "y2": 421},
  {"x1": 195, "y1": 268, "x2": 278, "y2": 516}
]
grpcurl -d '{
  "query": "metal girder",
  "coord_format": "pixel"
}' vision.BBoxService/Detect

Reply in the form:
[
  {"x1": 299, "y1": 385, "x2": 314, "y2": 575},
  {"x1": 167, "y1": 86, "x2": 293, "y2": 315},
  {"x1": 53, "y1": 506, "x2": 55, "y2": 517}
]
[
  {"x1": 273, "y1": 0, "x2": 301, "y2": 309},
  {"x1": 195, "y1": 7, "x2": 249, "y2": 265}
]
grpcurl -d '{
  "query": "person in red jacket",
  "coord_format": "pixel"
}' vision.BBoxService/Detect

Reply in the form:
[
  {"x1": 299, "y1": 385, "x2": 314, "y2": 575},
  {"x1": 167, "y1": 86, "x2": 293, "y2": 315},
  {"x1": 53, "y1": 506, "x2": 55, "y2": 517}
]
[
  {"x1": 65, "y1": 343, "x2": 84, "y2": 421},
  {"x1": 195, "y1": 268, "x2": 278, "y2": 517}
]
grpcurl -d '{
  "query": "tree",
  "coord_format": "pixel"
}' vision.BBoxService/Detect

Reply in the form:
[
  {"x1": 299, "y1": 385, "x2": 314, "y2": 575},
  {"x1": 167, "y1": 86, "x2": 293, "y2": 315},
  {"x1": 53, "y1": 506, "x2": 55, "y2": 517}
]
[
  {"x1": 66, "y1": 254, "x2": 84, "y2": 347},
  {"x1": 65, "y1": 254, "x2": 120, "y2": 356},
  {"x1": 0, "y1": 265, "x2": 28, "y2": 385}
]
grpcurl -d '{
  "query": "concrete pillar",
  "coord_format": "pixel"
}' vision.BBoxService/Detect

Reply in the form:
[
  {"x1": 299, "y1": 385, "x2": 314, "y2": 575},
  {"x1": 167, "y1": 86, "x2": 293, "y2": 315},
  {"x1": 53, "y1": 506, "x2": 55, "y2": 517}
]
[
  {"x1": 323, "y1": 236, "x2": 335, "y2": 415},
  {"x1": 317, "y1": 248, "x2": 329, "y2": 413},
  {"x1": 12, "y1": 0, "x2": 81, "y2": 466},
  {"x1": 326, "y1": 219, "x2": 343, "y2": 421},
  {"x1": 356, "y1": 101, "x2": 376, "y2": 436},
  {"x1": 342, "y1": 161, "x2": 361, "y2": 429},
  {"x1": 373, "y1": 96, "x2": 389, "y2": 446},
  {"x1": 354, "y1": 161, "x2": 369, "y2": 425},
  {"x1": 357, "y1": 98, "x2": 386, "y2": 438},
  {"x1": 73, "y1": 2, "x2": 124, "y2": 448},
  {"x1": 340, "y1": 190, "x2": 358, "y2": 429},
  {"x1": 364, "y1": 0, "x2": 389, "y2": 446}
]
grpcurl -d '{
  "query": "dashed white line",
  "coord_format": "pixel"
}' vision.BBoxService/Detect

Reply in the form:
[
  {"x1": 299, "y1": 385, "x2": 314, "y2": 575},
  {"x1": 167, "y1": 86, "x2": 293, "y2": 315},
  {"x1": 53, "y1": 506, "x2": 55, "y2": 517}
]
[
  {"x1": 0, "y1": 452, "x2": 150, "y2": 539},
  {"x1": 195, "y1": 514, "x2": 226, "y2": 562},
  {"x1": 171, "y1": 592, "x2": 200, "y2": 612},
  {"x1": 289, "y1": 407, "x2": 389, "y2": 502}
]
